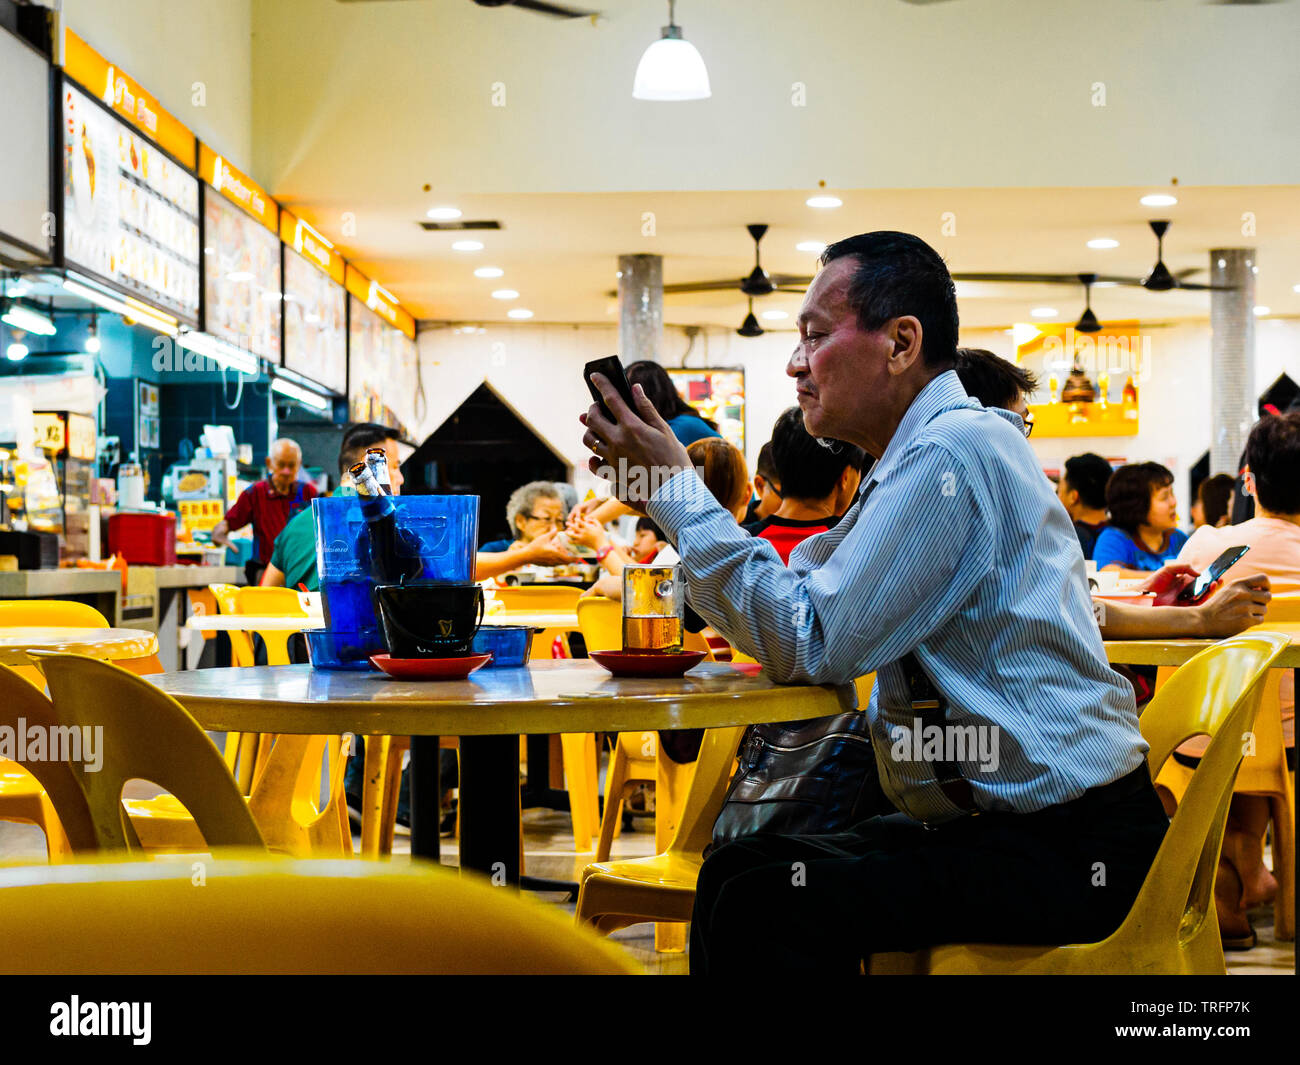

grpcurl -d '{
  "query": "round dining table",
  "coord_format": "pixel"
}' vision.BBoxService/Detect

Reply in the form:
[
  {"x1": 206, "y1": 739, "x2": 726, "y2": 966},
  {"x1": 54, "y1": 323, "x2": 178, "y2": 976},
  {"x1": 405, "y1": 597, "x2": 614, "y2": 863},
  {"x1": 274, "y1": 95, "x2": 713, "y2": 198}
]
[
  {"x1": 1102, "y1": 621, "x2": 1300, "y2": 667},
  {"x1": 147, "y1": 659, "x2": 848, "y2": 886},
  {"x1": 0, "y1": 626, "x2": 159, "y2": 668}
]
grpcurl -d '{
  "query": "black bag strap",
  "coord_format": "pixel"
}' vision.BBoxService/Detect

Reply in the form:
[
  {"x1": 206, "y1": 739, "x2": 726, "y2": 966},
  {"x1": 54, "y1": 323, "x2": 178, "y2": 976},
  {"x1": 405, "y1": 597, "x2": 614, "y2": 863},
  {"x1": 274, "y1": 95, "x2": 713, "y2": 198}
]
[{"x1": 898, "y1": 650, "x2": 977, "y2": 814}]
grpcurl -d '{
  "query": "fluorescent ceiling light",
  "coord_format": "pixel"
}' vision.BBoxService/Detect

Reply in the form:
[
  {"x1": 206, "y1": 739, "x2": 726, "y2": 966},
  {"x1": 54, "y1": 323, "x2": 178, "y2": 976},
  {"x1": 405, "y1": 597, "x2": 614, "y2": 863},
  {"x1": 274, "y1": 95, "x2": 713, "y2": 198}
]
[
  {"x1": 1086, "y1": 238, "x2": 1119, "y2": 249},
  {"x1": 796, "y1": 241, "x2": 826, "y2": 254},
  {"x1": 1, "y1": 303, "x2": 56, "y2": 336},
  {"x1": 507, "y1": 308, "x2": 534, "y2": 319},
  {"x1": 1140, "y1": 193, "x2": 1178, "y2": 207},
  {"x1": 761, "y1": 309, "x2": 789, "y2": 320},
  {"x1": 175, "y1": 330, "x2": 259, "y2": 375},
  {"x1": 1253, "y1": 306, "x2": 1270, "y2": 316},
  {"x1": 6, "y1": 342, "x2": 29, "y2": 361},
  {"x1": 805, "y1": 195, "x2": 842, "y2": 209},
  {"x1": 225, "y1": 270, "x2": 255, "y2": 283},
  {"x1": 271, "y1": 377, "x2": 331, "y2": 412},
  {"x1": 62, "y1": 273, "x2": 179, "y2": 337},
  {"x1": 426, "y1": 206, "x2": 463, "y2": 221},
  {"x1": 474, "y1": 267, "x2": 505, "y2": 279},
  {"x1": 452, "y1": 240, "x2": 484, "y2": 252},
  {"x1": 1030, "y1": 307, "x2": 1058, "y2": 318},
  {"x1": 633, "y1": 3, "x2": 711, "y2": 101},
  {"x1": 491, "y1": 289, "x2": 519, "y2": 300}
]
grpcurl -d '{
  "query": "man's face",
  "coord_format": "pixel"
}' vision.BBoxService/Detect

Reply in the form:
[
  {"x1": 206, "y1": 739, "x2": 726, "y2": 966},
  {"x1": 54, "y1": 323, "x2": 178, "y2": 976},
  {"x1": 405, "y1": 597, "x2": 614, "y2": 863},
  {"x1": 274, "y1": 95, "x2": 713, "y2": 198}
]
[
  {"x1": 787, "y1": 257, "x2": 896, "y2": 454},
  {"x1": 1056, "y1": 475, "x2": 1077, "y2": 517},
  {"x1": 267, "y1": 444, "x2": 301, "y2": 494},
  {"x1": 382, "y1": 438, "x2": 405, "y2": 495}
]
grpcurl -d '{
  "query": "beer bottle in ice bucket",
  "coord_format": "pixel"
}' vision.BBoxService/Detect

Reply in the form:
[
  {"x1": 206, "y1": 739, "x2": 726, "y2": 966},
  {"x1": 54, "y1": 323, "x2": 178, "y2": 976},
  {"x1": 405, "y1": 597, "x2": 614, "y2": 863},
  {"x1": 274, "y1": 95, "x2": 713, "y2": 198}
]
[
  {"x1": 622, "y1": 563, "x2": 685, "y2": 654},
  {"x1": 364, "y1": 447, "x2": 393, "y2": 495},
  {"x1": 350, "y1": 461, "x2": 422, "y2": 583}
]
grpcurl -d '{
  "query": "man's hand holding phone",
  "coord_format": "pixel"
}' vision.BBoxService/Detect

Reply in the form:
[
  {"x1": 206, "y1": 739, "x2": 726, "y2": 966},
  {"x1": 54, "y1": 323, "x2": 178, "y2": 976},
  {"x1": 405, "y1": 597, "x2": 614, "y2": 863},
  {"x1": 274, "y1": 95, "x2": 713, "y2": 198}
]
[{"x1": 580, "y1": 363, "x2": 692, "y2": 513}]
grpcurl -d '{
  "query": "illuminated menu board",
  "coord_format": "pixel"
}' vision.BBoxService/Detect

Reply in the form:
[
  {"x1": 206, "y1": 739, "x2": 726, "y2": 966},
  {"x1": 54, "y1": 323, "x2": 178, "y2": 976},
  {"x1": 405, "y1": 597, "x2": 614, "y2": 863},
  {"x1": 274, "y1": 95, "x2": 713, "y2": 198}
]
[
  {"x1": 348, "y1": 295, "x2": 418, "y2": 434},
  {"x1": 203, "y1": 192, "x2": 281, "y2": 359},
  {"x1": 61, "y1": 82, "x2": 200, "y2": 322},
  {"x1": 669, "y1": 368, "x2": 746, "y2": 452},
  {"x1": 283, "y1": 248, "x2": 346, "y2": 394}
]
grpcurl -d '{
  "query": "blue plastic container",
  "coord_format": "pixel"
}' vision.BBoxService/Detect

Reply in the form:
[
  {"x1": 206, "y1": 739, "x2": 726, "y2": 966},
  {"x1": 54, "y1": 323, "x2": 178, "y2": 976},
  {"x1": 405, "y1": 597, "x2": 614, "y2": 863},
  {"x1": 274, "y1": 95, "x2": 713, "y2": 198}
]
[
  {"x1": 304, "y1": 630, "x2": 379, "y2": 671},
  {"x1": 471, "y1": 625, "x2": 534, "y2": 668},
  {"x1": 313, "y1": 495, "x2": 479, "y2": 640}
]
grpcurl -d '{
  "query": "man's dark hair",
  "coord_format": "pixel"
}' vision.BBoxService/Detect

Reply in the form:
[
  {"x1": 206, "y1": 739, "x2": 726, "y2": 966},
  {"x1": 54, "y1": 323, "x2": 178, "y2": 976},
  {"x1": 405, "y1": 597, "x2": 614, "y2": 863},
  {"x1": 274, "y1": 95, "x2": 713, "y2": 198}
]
[
  {"x1": 1245, "y1": 411, "x2": 1300, "y2": 514},
  {"x1": 338, "y1": 422, "x2": 399, "y2": 478},
  {"x1": 1062, "y1": 453, "x2": 1114, "y2": 511},
  {"x1": 1105, "y1": 462, "x2": 1174, "y2": 534},
  {"x1": 955, "y1": 348, "x2": 1039, "y2": 409},
  {"x1": 1196, "y1": 473, "x2": 1236, "y2": 526},
  {"x1": 755, "y1": 441, "x2": 779, "y2": 485},
  {"x1": 771, "y1": 407, "x2": 866, "y2": 501},
  {"x1": 820, "y1": 231, "x2": 960, "y2": 370}
]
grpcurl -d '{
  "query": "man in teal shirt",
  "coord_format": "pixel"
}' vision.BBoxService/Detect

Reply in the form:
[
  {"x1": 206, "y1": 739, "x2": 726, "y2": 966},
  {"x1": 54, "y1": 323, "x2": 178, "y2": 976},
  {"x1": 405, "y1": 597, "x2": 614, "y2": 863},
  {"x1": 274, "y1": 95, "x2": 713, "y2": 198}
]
[{"x1": 260, "y1": 423, "x2": 405, "y2": 591}]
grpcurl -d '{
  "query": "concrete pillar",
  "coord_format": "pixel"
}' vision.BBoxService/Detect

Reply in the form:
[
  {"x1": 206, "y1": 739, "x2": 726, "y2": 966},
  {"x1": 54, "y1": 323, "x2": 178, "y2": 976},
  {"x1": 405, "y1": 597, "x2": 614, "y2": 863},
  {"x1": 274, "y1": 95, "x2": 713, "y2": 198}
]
[
  {"x1": 1208, "y1": 249, "x2": 1256, "y2": 475},
  {"x1": 617, "y1": 254, "x2": 663, "y2": 364}
]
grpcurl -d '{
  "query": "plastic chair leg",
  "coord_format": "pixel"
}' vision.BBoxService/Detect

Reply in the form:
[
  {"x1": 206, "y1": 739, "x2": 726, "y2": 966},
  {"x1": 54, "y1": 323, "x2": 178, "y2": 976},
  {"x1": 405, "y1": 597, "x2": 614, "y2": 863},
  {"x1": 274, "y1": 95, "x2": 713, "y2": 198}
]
[
  {"x1": 379, "y1": 739, "x2": 409, "y2": 857},
  {"x1": 1269, "y1": 792, "x2": 1295, "y2": 940},
  {"x1": 561, "y1": 733, "x2": 599, "y2": 852},
  {"x1": 595, "y1": 742, "x2": 631, "y2": 862},
  {"x1": 653, "y1": 752, "x2": 694, "y2": 953},
  {"x1": 359, "y1": 736, "x2": 391, "y2": 860}
]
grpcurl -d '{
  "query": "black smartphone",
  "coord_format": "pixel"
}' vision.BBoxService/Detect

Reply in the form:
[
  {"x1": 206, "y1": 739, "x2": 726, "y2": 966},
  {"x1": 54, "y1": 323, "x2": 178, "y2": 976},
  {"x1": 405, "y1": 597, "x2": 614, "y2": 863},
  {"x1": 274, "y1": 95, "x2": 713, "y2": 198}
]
[
  {"x1": 583, "y1": 356, "x2": 638, "y2": 423},
  {"x1": 1176, "y1": 545, "x2": 1250, "y2": 603}
]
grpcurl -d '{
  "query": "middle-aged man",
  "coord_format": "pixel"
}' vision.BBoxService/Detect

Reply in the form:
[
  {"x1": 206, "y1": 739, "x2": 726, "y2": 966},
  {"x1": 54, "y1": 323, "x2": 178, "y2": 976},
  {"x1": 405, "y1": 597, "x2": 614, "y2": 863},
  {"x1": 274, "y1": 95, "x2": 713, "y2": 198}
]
[
  {"x1": 212, "y1": 437, "x2": 319, "y2": 585},
  {"x1": 580, "y1": 231, "x2": 1170, "y2": 974}
]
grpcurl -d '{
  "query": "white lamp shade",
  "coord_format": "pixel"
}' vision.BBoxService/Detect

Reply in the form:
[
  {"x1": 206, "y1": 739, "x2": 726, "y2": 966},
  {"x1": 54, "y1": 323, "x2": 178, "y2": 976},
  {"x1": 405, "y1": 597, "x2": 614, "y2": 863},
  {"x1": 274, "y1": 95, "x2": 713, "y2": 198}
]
[{"x1": 633, "y1": 36, "x2": 711, "y2": 101}]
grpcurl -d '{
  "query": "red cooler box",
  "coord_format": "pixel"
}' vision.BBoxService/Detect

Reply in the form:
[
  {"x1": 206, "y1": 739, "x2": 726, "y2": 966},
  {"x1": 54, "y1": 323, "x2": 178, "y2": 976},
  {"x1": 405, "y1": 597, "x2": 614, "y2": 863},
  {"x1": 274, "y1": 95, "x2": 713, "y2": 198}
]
[{"x1": 108, "y1": 512, "x2": 177, "y2": 566}]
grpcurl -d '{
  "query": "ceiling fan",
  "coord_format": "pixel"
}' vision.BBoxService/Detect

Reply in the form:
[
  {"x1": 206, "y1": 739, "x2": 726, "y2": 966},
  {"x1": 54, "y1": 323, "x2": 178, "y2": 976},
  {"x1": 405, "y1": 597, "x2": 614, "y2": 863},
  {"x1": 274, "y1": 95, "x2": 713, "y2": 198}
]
[
  {"x1": 661, "y1": 225, "x2": 813, "y2": 298},
  {"x1": 470, "y1": 0, "x2": 598, "y2": 16},
  {"x1": 952, "y1": 221, "x2": 1236, "y2": 291},
  {"x1": 1074, "y1": 273, "x2": 1102, "y2": 334},
  {"x1": 736, "y1": 297, "x2": 764, "y2": 338}
]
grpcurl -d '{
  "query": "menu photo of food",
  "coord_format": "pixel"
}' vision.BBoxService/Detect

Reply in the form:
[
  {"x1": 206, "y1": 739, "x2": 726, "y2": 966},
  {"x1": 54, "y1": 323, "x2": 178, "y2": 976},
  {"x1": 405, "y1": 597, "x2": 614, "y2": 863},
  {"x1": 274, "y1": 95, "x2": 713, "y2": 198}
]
[
  {"x1": 62, "y1": 83, "x2": 199, "y2": 321},
  {"x1": 284, "y1": 249, "x2": 346, "y2": 394},
  {"x1": 204, "y1": 193, "x2": 281, "y2": 360}
]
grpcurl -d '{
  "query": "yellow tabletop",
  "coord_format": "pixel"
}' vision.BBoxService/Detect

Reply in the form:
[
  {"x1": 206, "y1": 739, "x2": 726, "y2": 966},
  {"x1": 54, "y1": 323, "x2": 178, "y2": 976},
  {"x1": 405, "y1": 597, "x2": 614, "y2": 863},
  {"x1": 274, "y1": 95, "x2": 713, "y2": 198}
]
[
  {"x1": 146, "y1": 659, "x2": 849, "y2": 737},
  {"x1": 185, "y1": 615, "x2": 325, "y2": 632},
  {"x1": 1103, "y1": 622, "x2": 1300, "y2": 668},
  {"x1": 0, "y1": 626, "x2": 160, "y2": 667}
]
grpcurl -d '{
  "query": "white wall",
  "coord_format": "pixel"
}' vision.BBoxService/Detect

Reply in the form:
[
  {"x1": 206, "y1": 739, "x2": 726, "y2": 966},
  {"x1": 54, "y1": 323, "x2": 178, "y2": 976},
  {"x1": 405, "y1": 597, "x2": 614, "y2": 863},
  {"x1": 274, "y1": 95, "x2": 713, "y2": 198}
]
[
  {"x1": 416, "y1": 318, "x2": 1299, "y2": 524},
  {"x1": 61, "y1": 0, "x2": 254, "y2": 170}
]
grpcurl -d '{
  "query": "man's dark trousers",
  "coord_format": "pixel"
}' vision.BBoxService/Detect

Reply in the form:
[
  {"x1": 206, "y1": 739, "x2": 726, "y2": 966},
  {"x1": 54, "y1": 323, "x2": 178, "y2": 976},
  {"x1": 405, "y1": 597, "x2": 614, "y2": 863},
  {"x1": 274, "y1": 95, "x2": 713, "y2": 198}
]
[{"x1": 689, "y1": 766, "x2": 1169, "y2": 974}]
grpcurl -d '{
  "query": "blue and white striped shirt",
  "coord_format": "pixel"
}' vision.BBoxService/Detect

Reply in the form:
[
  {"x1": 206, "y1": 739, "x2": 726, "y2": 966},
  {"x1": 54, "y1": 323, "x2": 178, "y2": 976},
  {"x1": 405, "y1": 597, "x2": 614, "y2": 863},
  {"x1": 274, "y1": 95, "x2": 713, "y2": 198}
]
[{"x1": 647, "y1": 370, "x2": 1145, "y2": 821}]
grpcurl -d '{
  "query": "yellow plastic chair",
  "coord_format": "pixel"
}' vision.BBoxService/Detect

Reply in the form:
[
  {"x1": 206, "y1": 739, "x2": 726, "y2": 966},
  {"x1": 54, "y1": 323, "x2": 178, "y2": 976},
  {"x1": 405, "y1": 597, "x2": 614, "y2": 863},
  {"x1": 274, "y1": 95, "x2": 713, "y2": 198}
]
[
  {"x1": 0, "y1": 854, "x2": 640, "y2": 974},
  {"x1": 1152, "y1": 593, "x2": 1299, "y2": 941},
  {"x1": 577, "y1": 724, "x2": 745, "y2": 944},
  {"x1": 0, "y1": 664, "x2": 98, "y2": 860},
  {"x1": 234, "y1": 585, "x2": 308, "y2": 666},
  {"x1": 867, "y1": 631, "x2": 1291, "y2": 975},
  {"x1": 33, "y1": 652, "x2": 266, "y2": 853},
  {"x1": 0, "y1": 599, "x2": 162, "y2": 858}
]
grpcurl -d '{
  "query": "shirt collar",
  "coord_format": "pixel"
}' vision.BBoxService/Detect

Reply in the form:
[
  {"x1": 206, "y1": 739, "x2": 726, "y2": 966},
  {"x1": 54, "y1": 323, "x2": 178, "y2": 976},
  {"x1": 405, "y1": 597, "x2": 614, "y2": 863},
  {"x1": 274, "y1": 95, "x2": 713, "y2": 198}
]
[{"x1": 860, "y1": 369, "x2": 979, "y2": 496}]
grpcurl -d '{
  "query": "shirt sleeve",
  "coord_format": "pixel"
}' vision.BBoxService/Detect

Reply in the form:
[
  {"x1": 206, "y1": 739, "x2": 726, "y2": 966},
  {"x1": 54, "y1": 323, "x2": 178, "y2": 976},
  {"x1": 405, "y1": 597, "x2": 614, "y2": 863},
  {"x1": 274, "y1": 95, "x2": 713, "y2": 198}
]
[
  {"x1": 223, "y1": 486, "x2": 255, "y2": 531},
  {"x1": 646, "y1": 441, "x2": 995, "y2": 685},
  {"x1": 1092, "y1": 527, "x2": 1133, "y2": 569}
]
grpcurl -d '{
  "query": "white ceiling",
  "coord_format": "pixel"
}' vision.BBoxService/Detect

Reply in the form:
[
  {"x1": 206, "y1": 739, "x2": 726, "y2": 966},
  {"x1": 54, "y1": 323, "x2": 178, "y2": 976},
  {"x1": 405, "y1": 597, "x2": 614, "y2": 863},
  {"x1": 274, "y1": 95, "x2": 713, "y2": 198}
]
[{"x1": 238, "y1": 0, "x2": 1300, "y2": 329}]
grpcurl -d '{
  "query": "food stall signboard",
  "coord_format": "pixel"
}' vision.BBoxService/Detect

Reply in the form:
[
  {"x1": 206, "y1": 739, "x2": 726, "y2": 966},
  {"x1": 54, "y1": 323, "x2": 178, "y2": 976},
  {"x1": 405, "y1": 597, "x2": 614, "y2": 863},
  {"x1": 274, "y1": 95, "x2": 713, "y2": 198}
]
[
  {"x1": 348, "y1": 294, "x2": 417, "y2": 434},
  {"x1": 61, "y1": 81, "x2": 200, "y2": 323},
  {"x1": 345, "y1": 264, "x2": 416, "y2": 339},
  {"x1": 281, "y1": 209, "x2": 346, "y2": 395},
  {"x1": 0, "y1": 29, "x2": 53, "y2": 264},
  {"x1": 668, "y1": 368, "x2": 745, "y2": 453},
  {"x1": 199, "y1": 145, "x2": 277, "y2": 232}
]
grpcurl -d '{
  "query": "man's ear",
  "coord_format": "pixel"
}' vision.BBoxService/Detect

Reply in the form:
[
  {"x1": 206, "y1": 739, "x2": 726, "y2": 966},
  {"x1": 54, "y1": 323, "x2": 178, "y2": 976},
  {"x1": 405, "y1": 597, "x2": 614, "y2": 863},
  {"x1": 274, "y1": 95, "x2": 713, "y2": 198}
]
[
  {"x1": 887, "y1": 316, "x2": 925, "y2": 376},
  {"x1": 1242, "y1": 467, "x2": 1255, "y2": 498}
]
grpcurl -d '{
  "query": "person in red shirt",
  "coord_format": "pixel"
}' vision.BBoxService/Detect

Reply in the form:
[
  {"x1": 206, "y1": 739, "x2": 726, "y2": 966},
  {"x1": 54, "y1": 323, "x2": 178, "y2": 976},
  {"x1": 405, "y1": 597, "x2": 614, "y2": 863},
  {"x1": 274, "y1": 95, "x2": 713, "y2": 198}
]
[
  {"x1": 744, "y1": 407, "x2": 865, "y2": 563},
  {"x1": 211, "y1": 437, "x2": 319, "y2": 581}
]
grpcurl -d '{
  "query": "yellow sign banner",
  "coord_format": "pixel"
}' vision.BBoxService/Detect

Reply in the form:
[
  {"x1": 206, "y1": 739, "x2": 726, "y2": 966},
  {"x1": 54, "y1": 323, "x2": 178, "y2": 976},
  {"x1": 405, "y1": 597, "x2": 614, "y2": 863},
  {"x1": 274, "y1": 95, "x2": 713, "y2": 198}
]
[
  {"x1": 345, "y1": 264, "x2": 415, "y2": 339},
  {"x1": 199, "y1": 145, "x2": 277, "y2": 232},
  {"x1": 279, "y1": 209, "x2": 345, "y2": 284}
]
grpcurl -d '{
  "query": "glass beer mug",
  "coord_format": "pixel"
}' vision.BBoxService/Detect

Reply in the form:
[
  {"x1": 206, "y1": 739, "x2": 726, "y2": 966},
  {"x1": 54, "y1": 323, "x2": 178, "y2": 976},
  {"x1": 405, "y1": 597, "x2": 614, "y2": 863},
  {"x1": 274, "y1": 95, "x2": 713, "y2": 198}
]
[{"x1": 622, "y1": 563, "x2": 685, "y2": 654}]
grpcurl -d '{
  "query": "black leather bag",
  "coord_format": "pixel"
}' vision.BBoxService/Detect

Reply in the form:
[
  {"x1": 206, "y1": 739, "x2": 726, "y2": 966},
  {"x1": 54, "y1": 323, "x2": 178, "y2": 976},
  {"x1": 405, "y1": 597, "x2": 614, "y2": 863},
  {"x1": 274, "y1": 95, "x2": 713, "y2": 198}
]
[{"x1": 710, "y1": 710, "x2": 896, "y2": 846}]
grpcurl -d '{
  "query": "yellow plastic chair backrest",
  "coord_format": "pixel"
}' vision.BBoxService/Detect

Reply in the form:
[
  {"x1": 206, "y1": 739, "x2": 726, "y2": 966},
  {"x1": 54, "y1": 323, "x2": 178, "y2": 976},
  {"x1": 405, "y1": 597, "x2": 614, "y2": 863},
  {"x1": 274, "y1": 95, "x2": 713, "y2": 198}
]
[
  {"x1": 209, "y1": 583, "x2": 255, "y2": 668},
  {"x1": 0, "y1": 854, "x2": 641, "y2": 974},
  {"x1": 246, "y1": 734, "x2": 351, "y2": 857},
  {"x1": 0, "y1": 600, "x2": 109, "y2": 627},
  {"x1": 495, "y1": 585, "x2": 583, "y2": 614},
  {"x1": 33, "y1": 652, "x2": 266, "y2": 852},
  {"x1": 576, "y1": 596, "x2": 621, "y2": 652},
  {"x1": 1135, "y1": 632, "x2": 1290, "y2": 950},
  {"x1": 0, "y1": 663, "x2": 99, "y2": 853},
  {"x1": 235, "y1": 587, "x2": 308, "y2": 617}
]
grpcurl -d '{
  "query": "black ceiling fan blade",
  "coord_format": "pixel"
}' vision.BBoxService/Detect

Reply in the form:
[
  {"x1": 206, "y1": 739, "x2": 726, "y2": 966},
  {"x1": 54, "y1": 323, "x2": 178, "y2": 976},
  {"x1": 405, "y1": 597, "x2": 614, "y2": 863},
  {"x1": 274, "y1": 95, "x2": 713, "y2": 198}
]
[
  {"x1": 774, "y1": 286, "x2": 809, "y2": 294},
  {"x1": 1167, "y1": 281, "x2": 1240, "y2": 292},
  {"x1": 952, "y1": 272, "x2": 1103, "y2": 285},
  {"x1": 660, "y1": 279, "x2": 748, "y2": 295},
  {"x1": 504, "y1": 0, "x2": 598, "y2": 17},
  {"x1": 770, "y1": 274, "x2": 814, "y2": 288},
  {"x1": 737, "y1": 297, "x2": 764, "y2": 337}
]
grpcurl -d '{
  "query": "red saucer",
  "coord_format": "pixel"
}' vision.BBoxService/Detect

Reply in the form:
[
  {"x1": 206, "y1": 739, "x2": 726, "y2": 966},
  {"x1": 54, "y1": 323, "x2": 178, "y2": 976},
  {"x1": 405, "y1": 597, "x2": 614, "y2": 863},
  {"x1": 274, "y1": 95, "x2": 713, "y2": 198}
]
[
  {"x1": 369, "y1": 652, "x2": 492, "y2": 680},
  {"x1": 589, "y1": 649, "x2": 708, "y2": 678}
]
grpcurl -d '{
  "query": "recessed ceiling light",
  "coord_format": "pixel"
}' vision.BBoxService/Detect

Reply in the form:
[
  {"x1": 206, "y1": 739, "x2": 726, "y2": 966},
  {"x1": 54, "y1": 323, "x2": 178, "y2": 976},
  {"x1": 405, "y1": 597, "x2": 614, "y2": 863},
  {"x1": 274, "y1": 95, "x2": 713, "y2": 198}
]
[
  {"x1": 491, "y1": 289, "x2": 519, "y2": 300},
  {"x1": 1086, "y1": 238, "x2": 1119, "y2": 250},
  {"x1": 1293, "y1": 283, "x2": 1300, "y2": 293},
  {"x1": 1093, "y1": 281, "x2": 1120, "y2": 288},
  {"x1": 507, "y1": 308, "x2": 534, "y2": 319},
  {"x1": 452, "y1": 240, "x2": 484, "y2": 252},
  {"x1": 474, "y1": 266, "x2": 504, "y2": 279},
  {"x1": 6, "y1": 342, "x2": 29, "y2": 361},
  {"x1": 1253, "y1": 306, "x2": 1270, "y2": 316},
  {"x1": 225, "y1": 270, "x2": 254, "y2": 282},
  {"x1": 805, "y1": 195, "x2": 842, "y2": 209},
  {"x1": 1140, "y1": 193, "x2": 1178, "y2": 207},
  {"x1": 796, "y1": 241, "x2": 826, "y2": 254},
  {"x1": 761, "y1": 309, "x2": 789, "y2": 320},
  {"x1": 1030, "y1": 307, "x2": 1058, "y2": 318},
  {"x1": 426, "y1": 206, "x2": 463, "y2": 221}
]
